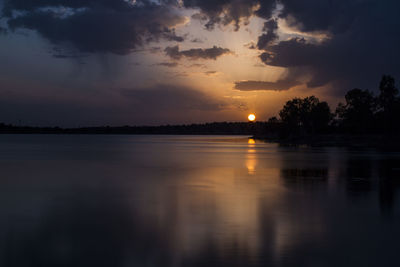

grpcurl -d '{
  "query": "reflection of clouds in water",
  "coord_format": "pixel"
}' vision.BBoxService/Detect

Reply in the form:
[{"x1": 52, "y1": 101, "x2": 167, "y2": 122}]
[
  {"x1": 156, "y1": 167, "x2": 265, "y2": 261},
  {"x1": 126, "y1": 141, "x2": 339, "y2": 266},
  {"x1": 124, "y1": 139, "x2": 282, "y2": 263},
  {"x1": 2, "y1": 136, "x2": 400, "y2": 266}
]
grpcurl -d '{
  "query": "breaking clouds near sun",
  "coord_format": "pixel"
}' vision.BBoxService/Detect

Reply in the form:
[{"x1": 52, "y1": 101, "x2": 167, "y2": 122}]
[{"x1": 1, "y1": 0, "x2": 399, "y2": 125}]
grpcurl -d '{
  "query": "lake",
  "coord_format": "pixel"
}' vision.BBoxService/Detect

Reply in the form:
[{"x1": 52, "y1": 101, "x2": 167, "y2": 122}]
[{"x1": 1, "y1": 135, "x2": 400, "y2": 267}]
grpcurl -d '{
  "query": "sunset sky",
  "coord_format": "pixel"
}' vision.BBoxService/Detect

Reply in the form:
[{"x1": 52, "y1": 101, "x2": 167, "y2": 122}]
[{"x1": 0, "y1": 0, "x2": 399, "y2": 126}]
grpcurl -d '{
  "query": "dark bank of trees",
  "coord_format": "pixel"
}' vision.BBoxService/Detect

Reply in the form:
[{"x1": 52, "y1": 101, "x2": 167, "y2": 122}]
[
  {"x1": 278, "y1": 96, "x2": 332, "y2": 135},
  {"x1": 334, "y1": 75, "x2": 400, "y2": 133},
  {"x1": 275, "y1": 75, "x2": 400, "y2": 136}
]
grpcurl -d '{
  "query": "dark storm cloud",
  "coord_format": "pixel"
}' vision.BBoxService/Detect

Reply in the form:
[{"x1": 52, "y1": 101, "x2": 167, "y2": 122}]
[
  {"x1": 259, "y1": 38, "x2": 318, "y2": 68},
  {"x1": 257, "y1": 0, "x2": 400, "y2": 93},
  {"x1": 258, "y1": 2, "x2": 400, "y2": 90},
  {"x1": 3, "y1": 0, "x2": 186, "y2": 54},
  {"x1": 183, "y1": 0, "x2": 262, "y2": 30},
  {"x1": 278, "y1": 0, "x2": 361, "y2": 34},
  {"x1": 256, "y1": 19, "x2": 278, "y2": 50},
  {"x1": 183, "y1": 0, "x2": 278, "y2": 30},
  {"x1": 2, "y1": 0, "x2": 125, "y2": 14},
  {"x1": 234, "y1": 79, "x2": 300, "y2": 91},
  {"x1": 164, "y1": 45, "x2": 231, "y2": 60},
  {"x1": 0, "y1": 26, "x2": 6, "y2": 34},
  {"x1": 182, "y1": 0, "x2": 357, "y2": 33}
]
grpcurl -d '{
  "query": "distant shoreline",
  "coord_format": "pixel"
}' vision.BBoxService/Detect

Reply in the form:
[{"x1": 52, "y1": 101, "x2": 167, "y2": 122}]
[
  {"x1": 2, "y1": 122, "x2": 400, "y2": 150},
  {"x1": 0, "y1": 122, "x2": 265, "y2": 135}
]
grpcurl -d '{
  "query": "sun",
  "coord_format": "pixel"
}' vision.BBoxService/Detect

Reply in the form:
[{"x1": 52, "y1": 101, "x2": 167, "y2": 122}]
[{"x1": 248, "y1": 114, "x2": 256, "y2": 122}]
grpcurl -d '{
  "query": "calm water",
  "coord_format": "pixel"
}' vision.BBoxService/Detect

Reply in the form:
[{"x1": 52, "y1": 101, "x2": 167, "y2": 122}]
[{"x1": 1, "y1": 135, "x2": 400, "y2": 267}]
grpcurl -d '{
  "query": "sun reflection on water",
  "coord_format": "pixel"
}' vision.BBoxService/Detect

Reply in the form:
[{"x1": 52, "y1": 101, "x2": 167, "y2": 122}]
[{"x1": 246, "y1": 138, "x2": 257, "y2": 174}]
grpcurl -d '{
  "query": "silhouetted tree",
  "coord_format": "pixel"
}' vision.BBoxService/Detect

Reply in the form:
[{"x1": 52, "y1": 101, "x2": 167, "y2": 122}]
[
  {"x1": 309, "y1": 101, "x2": 332, "y2": 133},
  {"x1": 279, "y1": 97, "x2": 303, "y2": 129},
  {"x1": 279, "y1": 96, "x2": 332, "y2": 134},
  {"x1": 267, "y1": 116, "x2": 279, "y2": 124},
  {"x1": 335, "y1": 88, "x2": 376, "y2": 133},
  {"x1": 377, "y1": 75, "x2": 399, "y2": 132},
  {"x1": 379, "y1": 75, "x2": 398, "y2": 111}
]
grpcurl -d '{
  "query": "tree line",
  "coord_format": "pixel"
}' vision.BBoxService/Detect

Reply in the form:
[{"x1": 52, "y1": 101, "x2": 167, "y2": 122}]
[{"x1": 273, "y1": 75, "x2": 400, "y2": 135}]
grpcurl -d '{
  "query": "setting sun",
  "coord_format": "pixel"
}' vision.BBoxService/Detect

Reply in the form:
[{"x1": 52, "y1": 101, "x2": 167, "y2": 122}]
[{"x1": 248, "y1": 114, "x2": 256, "y2": 122}]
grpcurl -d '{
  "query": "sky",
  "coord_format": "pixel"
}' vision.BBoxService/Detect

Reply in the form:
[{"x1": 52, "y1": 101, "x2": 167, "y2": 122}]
[{"x1": 0, "y1": 0, "x2": 399, "y2": 127}]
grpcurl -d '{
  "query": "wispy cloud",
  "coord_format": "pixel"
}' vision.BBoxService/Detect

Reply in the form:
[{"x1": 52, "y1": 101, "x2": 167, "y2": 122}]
[{"x1": 165, "y1": 45, "x2": 232, "y2": 60}]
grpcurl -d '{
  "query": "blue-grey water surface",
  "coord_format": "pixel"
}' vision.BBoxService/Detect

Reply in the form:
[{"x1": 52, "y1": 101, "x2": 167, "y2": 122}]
[{"x1": 1, "y1": 135, "x2": 400, "y2": 267}]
